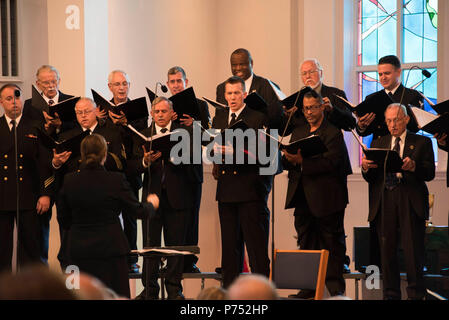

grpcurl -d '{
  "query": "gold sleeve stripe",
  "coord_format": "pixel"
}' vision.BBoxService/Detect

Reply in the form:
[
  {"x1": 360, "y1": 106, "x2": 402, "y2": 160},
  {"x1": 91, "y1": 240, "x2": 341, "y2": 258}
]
[{"x1": 44, "y1": 175, "x2": 55, "y2": 189}]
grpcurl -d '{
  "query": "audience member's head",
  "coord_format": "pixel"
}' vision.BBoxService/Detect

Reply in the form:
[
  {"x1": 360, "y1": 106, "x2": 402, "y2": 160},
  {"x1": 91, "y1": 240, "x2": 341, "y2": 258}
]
[
  {"x1": 0, "y1": 264, "x2": 78, "y2": 300},
  {"x1": 196, "y1": 286, "x2": 228, "y2": 300},
  {"x1": 75, "y1": 273, "x2": 122, "y2": 300},
  {"x1": 227, "y1": 274, "x2": 279, "y2": 300}
]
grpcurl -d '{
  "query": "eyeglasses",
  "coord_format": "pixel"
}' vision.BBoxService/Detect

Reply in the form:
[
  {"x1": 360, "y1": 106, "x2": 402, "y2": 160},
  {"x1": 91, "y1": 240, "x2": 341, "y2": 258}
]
[
  {"x1": 386, "y1": 117, "x2": 406, "y2": 125},
  {"x1": 38, "y1": 80, "x2": 58, "y2": 87},
  {"x1": 110, "y1": 82, "x2": 129, "y2": 88},
  {"x1": 300, "y1": 70, "x2": 319, "y2": 77},
  {"x1": 75, "y1": 109, "x2": 94, "y2": 116},
  {"x1": 302, "y1": 104, "x2": 322, "y2": 112}
]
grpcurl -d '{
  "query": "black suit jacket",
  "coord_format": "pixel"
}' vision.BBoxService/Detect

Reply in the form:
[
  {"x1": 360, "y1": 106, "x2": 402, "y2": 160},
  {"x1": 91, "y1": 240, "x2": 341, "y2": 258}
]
[
  {"x1": 57, "y1": 166, "x2": 154, "y2": 260},
  {"x1": 55, "y1": 119, "x2": 125, "y2": 192},
  {"x1": 212, "y1": 106, "x2": 272, "y2": 203},
  {"x1": 362, "y1": 131, "x2": 435, "y2": 221},
  {"x1": 437, "y1": 139, "x2": 449, "y2": 187},
  {"x1": 284, "y1": 119, "x2": 352, "y2": 217},
  {"x1": 0, "y1": 116, "x2": 53, "y2": 211},
  {"x1": 357, "y1": 84, "x2": 423, "y2": 139},
  {"x1": 128, "y1": 122, "x2": 198, "y2": 210}
]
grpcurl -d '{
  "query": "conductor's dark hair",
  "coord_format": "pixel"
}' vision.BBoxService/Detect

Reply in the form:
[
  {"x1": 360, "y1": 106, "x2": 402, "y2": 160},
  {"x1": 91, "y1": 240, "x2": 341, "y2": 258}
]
[
  {"x1": 80, "y1": 134, "x2": 108, "y2": 169},
  {"x1": 224, "y1": 76, "x2": 246, "y2": 92},
  {"x1": 378, "y1": 55, "x2": 401, "y2": 69}
]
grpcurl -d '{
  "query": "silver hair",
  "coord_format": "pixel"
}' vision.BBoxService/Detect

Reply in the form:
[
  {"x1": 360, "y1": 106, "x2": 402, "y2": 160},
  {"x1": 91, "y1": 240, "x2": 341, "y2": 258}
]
[
  {"x1": 385, "y1": 103, "x2": 408, "y2": 117},
  {"x1": 108, "y1": 70, "x2": 130, "y2": 84}
]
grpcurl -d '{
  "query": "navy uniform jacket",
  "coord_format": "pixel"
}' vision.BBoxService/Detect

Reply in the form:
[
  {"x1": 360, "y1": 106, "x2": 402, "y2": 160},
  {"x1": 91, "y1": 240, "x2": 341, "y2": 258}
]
[{"x1": 0, "y1": 116, "x2": 53, "y2": 211}]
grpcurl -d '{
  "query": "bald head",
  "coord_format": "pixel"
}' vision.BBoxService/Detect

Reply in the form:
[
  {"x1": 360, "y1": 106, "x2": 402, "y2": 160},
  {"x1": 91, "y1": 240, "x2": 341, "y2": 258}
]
[{"x1": 227, "y1": 274, "x2": 279, "y2": 300}]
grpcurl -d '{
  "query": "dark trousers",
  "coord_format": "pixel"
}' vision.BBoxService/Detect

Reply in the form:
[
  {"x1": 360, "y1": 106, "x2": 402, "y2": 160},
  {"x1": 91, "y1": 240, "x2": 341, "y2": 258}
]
[
  {"x1": 374, "y1": 185, "x2": 426, "y2": 300},
  {"x1": 218, "y1": 200, "x2": 270, "y2": 288},
  {"x1": 141, "y1": 189, "x2": 188, "y2": 298},
  {"x1": 38, "y1": 209, "x2": 52, "y2": 265},
  {"x1": 123, "y1": 183, "x2": 139, "y2": 265},
  {"x1": 294, "y1": 209, "x2": 346, "y2": 295},
  {"x1": 183, "y1": 183, "x2": 201, "y2": 269},
  {"x1": 0, "y1": 210, "x2": 43, "y2": 272}
]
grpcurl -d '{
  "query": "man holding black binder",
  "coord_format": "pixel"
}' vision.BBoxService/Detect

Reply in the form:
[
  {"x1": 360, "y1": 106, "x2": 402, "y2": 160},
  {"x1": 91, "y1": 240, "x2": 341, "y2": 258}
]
[
  {"x1": 212, "y1": 76, "x2": 271, "y2": 288},
  {"x1": 105, "y1": 70, "x2": 147, "y2": 274},
  {"x1": 282, "y1": 90, "x2": 351, "y2": 298},
  {"x1": 166, "y1": 66, "x2": 210, "y2": 274},
  {"x1": 129, "y1": 97, "x2": 197, "y2": 299},
  {"x1": 356, "y1": 55, "x2": 423, "y2": 140},
  {"x1": 362, "y1": 104, "x2": 435, "y2": 300}
]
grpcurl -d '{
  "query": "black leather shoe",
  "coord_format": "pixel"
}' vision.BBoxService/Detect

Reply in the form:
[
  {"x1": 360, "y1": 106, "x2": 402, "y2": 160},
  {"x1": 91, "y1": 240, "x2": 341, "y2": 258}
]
[
  {"x1": 288, "y1": 289, "x2": 315, "y2": 300},
  {"x1": 129, "y1": 263, "x2": 140, "y2": 274},
  {"x1": 168, "y1": 293, "x2": 185, "y2": 300},
  {"x1": 184, "y1": 264, "x2": 201, "y2": 273},
  {"x1": 343, "y1": 264, "x2": 351, "y2": 274},
  {"x1": 134, "y1": 290, "x2": 158, "y2": 300}
]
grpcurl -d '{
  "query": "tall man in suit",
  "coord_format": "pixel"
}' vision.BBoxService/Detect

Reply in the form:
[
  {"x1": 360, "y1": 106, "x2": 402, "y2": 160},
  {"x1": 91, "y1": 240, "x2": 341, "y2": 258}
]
[
  {"x1": 215, "y1": 48, "x2": 283, "y2": 275},
  {"x1": 283, "y1": 90, "x2": 352, "y2": 298},
  {"x1": 166, "y1": 66, "x2": 210, "y2": 273},
  {"x1": 130, "y1": 97, "x2": 198, "y2": 300},
  {"x1": 212, "y1": 76, "x2": 271, "y2": 288},
  {"x1": 22, "y1": 65, "x2": 75, "y2": 264},
  {"x1": 0, "y1": 84, "x2": 53, "y2": 272},
  {"x1": 362, "y1": 104, "x2": 435, "y2": 300},
  {"x1": 357, "y1": 55, "x2": 424, "y2": 140},
  {"x1": 105, "y1": 70, "x2": 147, "y2": 274}
]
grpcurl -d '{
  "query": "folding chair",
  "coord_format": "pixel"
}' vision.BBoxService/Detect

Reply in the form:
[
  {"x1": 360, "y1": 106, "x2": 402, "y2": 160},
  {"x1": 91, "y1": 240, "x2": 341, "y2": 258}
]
[{"x1": 271, "y1": 249, "x2": 329, "y2": 300}]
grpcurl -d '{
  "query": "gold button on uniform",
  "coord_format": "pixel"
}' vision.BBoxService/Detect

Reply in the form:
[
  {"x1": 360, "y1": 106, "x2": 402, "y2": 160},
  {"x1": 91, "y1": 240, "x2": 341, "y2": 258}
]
[
  {"x1": 3, "y1": 177, "x2": 7, "y2": 181},
  {"x1": 222, "y1": 170, "x2": 225, "y2": 174},
  {"x1": 19, "y1": 177, "x2": 23, "y2": 181},
  {"x1": 19, "y1": 166, "x2": 23, "y2": 170},
  {"x1": 233, "y1": 171, "x2": 237, "y2": 175},
  {"x1": 3, "y1": 166, "x2": 7, "y2": 170},
  {"x1": 4, "y1": 155, "x2": 7, "y2": 159}
]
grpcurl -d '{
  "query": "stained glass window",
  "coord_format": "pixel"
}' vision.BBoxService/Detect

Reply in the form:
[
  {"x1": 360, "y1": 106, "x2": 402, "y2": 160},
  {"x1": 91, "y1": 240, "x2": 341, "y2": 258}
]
[{"x1": 356, "y1": 0, "x2": 438, "y2": 161}]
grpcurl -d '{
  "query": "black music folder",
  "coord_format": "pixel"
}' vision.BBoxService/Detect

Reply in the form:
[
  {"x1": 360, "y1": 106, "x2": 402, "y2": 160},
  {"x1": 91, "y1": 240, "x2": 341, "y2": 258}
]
[
  {"x1": 429, "y1": 99, "x2": 449, "y2": 115},
  {"x1": 38, "y1": 129, "x2": 89, "y2": 157},
  {"x1": 169, "y1": 87, "x2": 201, "y2": 120},
  {"x1": 363, "y1": 148, "x2": 403, "y2": 173},
  {"x1": 91, "y1": 89, "x2": 149, "y2": 122},
  {"x1": 202, "y1": 97, "x2": 228, "y2": 110},
  {"x1": 31, "y1": 85, "x2": 80, "y2": 122},
  {"x1": 261, "y1": 131, "x2": 327, "y2": 157},
  {"x1": 410, "y1": 105, "x2": 449, "y2": 134},
  {"x1": 127, "y1": 125, "x2": 178, "y2": 158},
  {"x1": 146, "y1": 87, "x2": 157, "y2": 104},
  {"x1": 244, "y1": 91, "x2": 267, "y2": 112},
  {"x1": 282, "y1": 86, "x2": 314, "y2": 110}
]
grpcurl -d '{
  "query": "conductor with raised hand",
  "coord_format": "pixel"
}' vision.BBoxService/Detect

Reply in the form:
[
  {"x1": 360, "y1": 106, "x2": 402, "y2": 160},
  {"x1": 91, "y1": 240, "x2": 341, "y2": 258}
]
[{"x1": 57, "y1": 133, "x2": 159, "y2": 298}]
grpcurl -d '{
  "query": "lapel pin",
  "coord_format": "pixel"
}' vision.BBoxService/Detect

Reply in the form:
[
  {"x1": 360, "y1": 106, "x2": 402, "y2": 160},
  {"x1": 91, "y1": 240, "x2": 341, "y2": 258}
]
[{"x1": 410, "y1": 145, "x2": 415, "y2": 150}]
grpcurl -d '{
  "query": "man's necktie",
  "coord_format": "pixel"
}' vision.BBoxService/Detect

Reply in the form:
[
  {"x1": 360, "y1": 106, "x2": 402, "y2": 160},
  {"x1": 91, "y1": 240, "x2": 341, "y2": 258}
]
[
  {"x1": 387, "y1": 92, "x2": 394, "y2": 101},
  {"x1": 385, "y1": 136, "x2": 401, "y2": 190},
  {"x1": 160, "y1": 128, "x2": 168, "y2": 134},
  {"x1": 10, "y1": 119, "x2": 16, "y2": 130},
  {"x1": 229, "y1": 113, "x2": 237, "y2": 127},
  {"x1": 48, "y1": 99, "x2": 55, "y2": 106}
]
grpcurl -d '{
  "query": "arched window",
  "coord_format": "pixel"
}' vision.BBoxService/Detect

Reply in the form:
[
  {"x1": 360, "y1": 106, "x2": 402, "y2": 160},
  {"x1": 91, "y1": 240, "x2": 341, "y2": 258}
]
[{"x1": 355, "y1": 0, "x2": 438, "y2": 159}]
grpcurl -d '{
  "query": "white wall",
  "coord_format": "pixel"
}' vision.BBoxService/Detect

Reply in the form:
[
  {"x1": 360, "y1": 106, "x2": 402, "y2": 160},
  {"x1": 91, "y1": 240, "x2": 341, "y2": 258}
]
[{"x1": 9, "y1": 0, "x2": 449, "y2": 299}]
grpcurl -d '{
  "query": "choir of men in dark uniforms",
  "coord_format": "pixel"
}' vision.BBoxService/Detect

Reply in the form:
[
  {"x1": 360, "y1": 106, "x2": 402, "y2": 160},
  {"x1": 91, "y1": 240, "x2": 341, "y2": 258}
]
[{"x1": 0, "y1": 51, "x2": 441, "y2": 301}]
